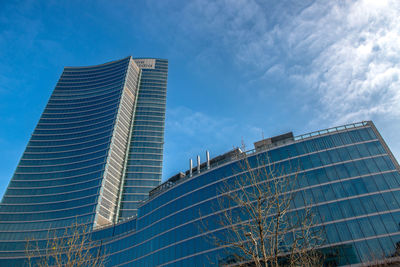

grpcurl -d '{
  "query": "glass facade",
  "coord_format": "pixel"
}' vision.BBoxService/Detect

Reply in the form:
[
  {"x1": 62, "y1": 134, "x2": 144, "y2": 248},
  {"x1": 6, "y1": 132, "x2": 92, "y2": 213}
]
[
  {"x1": 117, "y1": 59, "x2": 168, "y2": 220},
  {"x1": 2, "y1": 121, "x2": 399, "y2": 266},
  {"x1": 90, "y1": 122, "x2": 400, "y2": 266},
  {"x1": 0, "y1": 57, "x2": 168, "y2": 263}
]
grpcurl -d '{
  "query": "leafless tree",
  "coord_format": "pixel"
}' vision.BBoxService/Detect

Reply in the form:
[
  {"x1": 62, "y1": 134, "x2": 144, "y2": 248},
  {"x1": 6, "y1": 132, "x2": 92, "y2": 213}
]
[
  {"x1": 367, "y1": 245, "x2": 400, "y2": 267},
  {"x1": 25, "y1": 221, "x2": 107, "y2": 267},
  {"x1": 201, "y1": 149, "x2": 324, "y2": 266}
]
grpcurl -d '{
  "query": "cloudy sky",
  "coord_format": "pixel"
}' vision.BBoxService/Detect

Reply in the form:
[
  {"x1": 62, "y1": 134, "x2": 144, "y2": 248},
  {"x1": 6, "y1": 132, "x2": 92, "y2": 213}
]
[{"x1": 0, "y1": 0, "x2": 399, "y2": 196}]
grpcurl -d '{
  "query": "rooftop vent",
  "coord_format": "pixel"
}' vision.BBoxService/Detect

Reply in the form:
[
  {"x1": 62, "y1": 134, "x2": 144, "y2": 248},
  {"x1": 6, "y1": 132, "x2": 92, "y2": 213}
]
[{"x1": 254, "y1": 132, "x2": 294, "y2": 151}]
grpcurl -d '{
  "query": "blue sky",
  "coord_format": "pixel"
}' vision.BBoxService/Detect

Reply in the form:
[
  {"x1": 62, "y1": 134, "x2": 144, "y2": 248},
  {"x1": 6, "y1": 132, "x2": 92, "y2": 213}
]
[{"x1": 1, "y1": 0, "x2": 400, "y2": 197}]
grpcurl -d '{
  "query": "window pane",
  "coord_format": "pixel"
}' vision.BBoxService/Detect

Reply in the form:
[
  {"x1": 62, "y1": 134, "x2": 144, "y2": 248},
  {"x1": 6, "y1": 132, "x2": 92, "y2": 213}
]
[
  {"x1": 345, "y1": 161, "x2": 360, "y2": 177},
  {"x1": 347, "y1": 220, "x2": 363, "y2": 239},
  {"x1": 347, "y1": 145, "x2": 361, "y2": 159},
  {"x1": 366, "y1": 128, "x2": 377, "y2": 139},
  {"x1": 342, "y1": 180, "x2": 357, "y2": 197},
  {"x1": 365, "y1": 141, "x2": 380, "y2": 156},
  {"x1": 356, "y1": 143, "x2": 371, "y2": 157},
  {"x1": 374, "y1": 174, "x2": 389, "y2": 191},
  {"x1": 340, "y1": 132, "x2": 353, "y2": 145},
  {"x1": 360, "y1": 196, "x2": 377, "y2": 213},
  {"x1": 336, "y1": 222, "x2": 352, "y2": 242},
  {"x1": 319, "y1": 151, "x2": 331, "y2": 165},
  {"x1": 349, "y1": 198, "x2": 366, "y2": 216},
  {"x1": 328, "y1": 149, "x2": 341, "y2": 163},
  {"x1": 363, "y1": 176, "x2": 378, "y2": 193},
  {"x1": 348, "y1": 130, "x2": 362, "y2": 143},
  {"x1": 358, "y1": 217, "x2": 376, "y2": 237},
  {"x1": 304, "y1": 140, "x2": 316, "y2": 153},
  {"x1": 330, "y1": 134, "x2": 343, "y2": 147},
  {"x1": 380, "y1": 213, "x2": 399, "y2": 233},
  {"x1": 338, "y1": 199, "x2": 354, "y2": 218},
  {"x1": 358, "y1": 128, "x2": 372, "y2": 141},
  {"x1": 354, "y1": 160, "x2": 369, "y2": 175},
  {"x1": 321, "y1": 184, "x2": 336, "y2": 202},
  {"x1": 351, "y1": 178, "x2": 368, "y2": 195},
  {"x1": 309, "y1": 153, "x2": 322, "y2": 168},
  {"x1": 371, "y1": 194, "x2": 388, "y2": 211},
  {"x1": 335, "y1": 164, "x2": 349, "y2": 179},
  {"x1": 332, "y1": 182, "x2": 347, "y2": 198},
  {"x1": 295, "y1": 143, "x2": 307, "y2": 155},
  {"x1": 337, "y1": 147, "x2": 351, "y2": 161}
]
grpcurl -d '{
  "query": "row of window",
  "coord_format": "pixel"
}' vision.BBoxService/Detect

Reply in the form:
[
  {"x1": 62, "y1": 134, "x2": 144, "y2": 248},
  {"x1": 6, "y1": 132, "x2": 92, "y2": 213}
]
[
  {"x1": 62, "y1": 58, "x2": 129, "y2": 74},
  {"x1": 33, "y1": 118, "x2": 115, "y2": 135},
  {"x1": 129, "y1": 190, "x2": 400, "y2": 264},
  {"x1": 13, "y1": 163, "x2": 105, "y2": 180},
  {"x1": 44, "y1": 94, "x2": 121, "y2": 112},
  {"x1": 4, "y1": 177, "x2": 102, "y2": 197},
  {"x1": 47, "y1": 88, "x2": 121, "y2": 105},
  {"x1": 18, "y1": 149, "x2": 108, "y2": 166},
  {"x1": 0, "y1": 195, "x2": 98, "y2": 213},
  {"x1": 25, "y1": 136, "x2": 111, "y2": 153},
  {"x1": 134, "y1": 115, "x2": 164, "y2": 122},
  {"x1": 55, "y1": 72, "x2": 127, "y2": 88},
  {"x1": 0, "y1": 214, "x2": 95, "y2": 239},
  {"x1": 58, "y1": 70, "x2": 127, "y2": 86},
  {"x1": 22, "y1": 142, "x2": 109, "y2": 160},
  {"x1": 267, "y1": 128, "x2": 377, "y2": 162},
  {"x1": 31, "y1": 124, "x2": 114, "y2": 141},
  {"x1": 131, "y1": 136, "x2": 163, "y2": 143},
  {"x1": 133, "y1": 120, "x2": 164, "y2": 127},
  {"x1": 6, "y1": 171, "x2": 103, "y2": 191},
  {"x1": 0, "y1": 204, "x2": 95, "y2": 221},
  {"x1": 41, "y1": 101, "x2": 119, "y2": 120},
  {"x1": 60, "y1": 64, "x2": 128, "y2": 82},
  {"x1": 134, "y1": 111, "x2": 165, "y2": 117},
  {"x1": 123, "y1": 173, "x2": 161, "y2": 179},
  {"x1": 27, "y1": 130, "x2": 113, "y2": 148},
  {"x1": 138, "y1": 154, "x2": 396, "y2": 230},
  {"x1": 53, "y1": 80, "x2": 125, "y2": 97},
  {"x1": 138, "y1": 136, "x2": 386, "y2": 217},
  {"x1": 132, "y1": 130, "x2": 163, "y2": 137},
  {"x1": 125, "y1": 166, "x2": 162, "y2": 173},
  {"x1": 37, "y1": 111, "x2": 116, "y2": 129}
]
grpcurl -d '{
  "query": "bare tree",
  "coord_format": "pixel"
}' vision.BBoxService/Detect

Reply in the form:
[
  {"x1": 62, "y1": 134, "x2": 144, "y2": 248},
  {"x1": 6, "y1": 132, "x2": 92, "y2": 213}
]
[
  {"x1": 25, "y1": 221, "x2": 107, "y2": 267},
  {"x1": 201, "y1": 149, "x2": 324, "y2": 266}
]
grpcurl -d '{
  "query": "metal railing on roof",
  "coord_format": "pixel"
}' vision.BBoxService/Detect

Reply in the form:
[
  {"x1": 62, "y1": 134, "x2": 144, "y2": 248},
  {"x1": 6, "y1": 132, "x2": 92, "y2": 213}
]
[
  {"x1": 294, "y1": 121, "x2": 369, "y2": 141},
  {"x1": 140, "y1": 121, "x2": 370, "y2": 204}
]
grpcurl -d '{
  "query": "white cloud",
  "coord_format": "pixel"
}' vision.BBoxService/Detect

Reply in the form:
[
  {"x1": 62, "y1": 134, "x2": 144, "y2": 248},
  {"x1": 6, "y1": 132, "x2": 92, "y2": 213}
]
[
  {"x1": 166, "y1": 106, "x2": 262, "y2": 145},
  {"x1": 156, "y1": 0, "x2": 400, "y2": 162},
  {"x1": 289, "y1": 0, "x2": 400, "y2": 124},
  {"x1": 175, "y1": 0, "x2": 400, "y2": 126}
]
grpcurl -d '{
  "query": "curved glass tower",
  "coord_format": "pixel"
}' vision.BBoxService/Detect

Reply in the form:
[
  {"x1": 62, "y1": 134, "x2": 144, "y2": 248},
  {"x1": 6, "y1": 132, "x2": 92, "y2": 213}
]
[{"x1": 0, "y1": 57, "x2": 168, "y2": 252}]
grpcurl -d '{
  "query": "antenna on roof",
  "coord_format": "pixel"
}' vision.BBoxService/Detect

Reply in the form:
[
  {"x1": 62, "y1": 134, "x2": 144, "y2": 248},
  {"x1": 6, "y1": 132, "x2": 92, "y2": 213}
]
[
  {"x1": 189, "y1": 159, "x2": 193, "y2": 177},
  {"x1": 206, "y1": 151, "x2": 210, "y2": 170},
  {"x1": 197, "y1": 155, "x2": 201, "y2": 174}
]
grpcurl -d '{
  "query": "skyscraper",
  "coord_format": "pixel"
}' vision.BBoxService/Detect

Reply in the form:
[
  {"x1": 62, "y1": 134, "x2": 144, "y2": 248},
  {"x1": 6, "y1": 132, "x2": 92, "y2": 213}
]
[{"x1": 0, "y1": 57, "x2": 168, "y2": 241}]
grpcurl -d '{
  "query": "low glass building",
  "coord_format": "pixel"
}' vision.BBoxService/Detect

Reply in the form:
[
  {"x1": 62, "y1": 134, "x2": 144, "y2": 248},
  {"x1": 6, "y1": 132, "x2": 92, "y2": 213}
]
[{"x1": 2, "y1": 120, "x2": 399, "y2": 266}]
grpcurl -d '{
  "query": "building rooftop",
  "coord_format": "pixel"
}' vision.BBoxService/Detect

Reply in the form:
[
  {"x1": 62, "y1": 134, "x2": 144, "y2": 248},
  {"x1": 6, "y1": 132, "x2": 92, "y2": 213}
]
[{"x1": 146, "y1": 121, "x2": 370, "y2": 203}]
